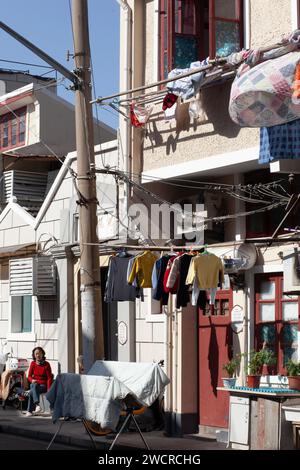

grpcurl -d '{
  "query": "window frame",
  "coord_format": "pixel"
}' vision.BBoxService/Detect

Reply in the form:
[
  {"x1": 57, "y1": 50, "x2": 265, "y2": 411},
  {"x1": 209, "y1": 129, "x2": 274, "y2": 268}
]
[
  {"x1": 0, "y1": 106, "x2": 27, "y2": 151},
  {"x1": 8, "y1": 295, "x2": 36, "y2": 342},
  {"x1": 159, "y1": 0, "x2": 244, "y2": 79},
  {"x1": 255, "y1": 274, "x2": 300, "y2": 374}
]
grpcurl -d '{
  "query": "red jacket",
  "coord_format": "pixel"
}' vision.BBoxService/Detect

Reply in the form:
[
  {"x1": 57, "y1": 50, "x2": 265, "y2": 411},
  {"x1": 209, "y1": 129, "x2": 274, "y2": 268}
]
[{"x1": 27, "y1": 361, "x2": 53, "y2": 391}]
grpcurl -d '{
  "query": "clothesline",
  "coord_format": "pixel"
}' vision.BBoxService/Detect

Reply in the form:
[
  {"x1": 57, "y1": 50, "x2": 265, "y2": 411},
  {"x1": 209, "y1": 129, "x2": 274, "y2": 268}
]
[
  {"x1": 84, "y1": 236, "x2": 300, "y2": 254},
  {"x1": 92, "y1": 35, "x2": 297, "y2": 105}
]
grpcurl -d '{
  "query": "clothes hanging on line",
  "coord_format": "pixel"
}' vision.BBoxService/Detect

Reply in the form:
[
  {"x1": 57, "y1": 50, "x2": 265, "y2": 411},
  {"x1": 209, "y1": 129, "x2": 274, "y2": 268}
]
[
  {"x1": 259, "y1": 118, "x2": 300, "y2": 164},
  {"x1": 127, "y1": 250, "x2": 158, "y2": 288},
  {"x1": 104, "y1": 254, "x2": 142, "y2": 302},
  {"x1": 152, "y1": 255, "x2": 172, "y2": 305},
  {"x1": 166, "y1": 59, "x2": 208, "y2": 101},
  {"x1": 166, "y1": 253, "x2": 193, "y2": 309},
  {"x1": 186, "y1": 252, "x2": 224, "y2": 290}
]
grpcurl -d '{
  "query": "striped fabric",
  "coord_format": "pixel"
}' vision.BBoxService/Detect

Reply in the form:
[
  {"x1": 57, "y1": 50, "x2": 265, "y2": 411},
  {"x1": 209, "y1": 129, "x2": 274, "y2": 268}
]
[{"x1": 259, "y1": 118, "x2": 300, "y2": 163}]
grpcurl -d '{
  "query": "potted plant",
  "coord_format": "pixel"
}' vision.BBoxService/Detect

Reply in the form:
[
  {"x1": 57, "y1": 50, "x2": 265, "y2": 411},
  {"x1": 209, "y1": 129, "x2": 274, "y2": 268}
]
[
  {"x1": 245, "y1": 348, "x2": 276, "y2": 388},
  {"x1": 286, "y1": 359, "x2": 300, "y2": 391},
  {"x1": 222, "y1": 355, "x2": 241, "y2": 388}
]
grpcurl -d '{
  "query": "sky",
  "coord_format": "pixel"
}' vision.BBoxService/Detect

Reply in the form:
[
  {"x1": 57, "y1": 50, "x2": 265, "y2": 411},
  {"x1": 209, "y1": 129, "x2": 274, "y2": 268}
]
[{"x1": 0, "y1": 0, "x2": 120, "y2": 130}]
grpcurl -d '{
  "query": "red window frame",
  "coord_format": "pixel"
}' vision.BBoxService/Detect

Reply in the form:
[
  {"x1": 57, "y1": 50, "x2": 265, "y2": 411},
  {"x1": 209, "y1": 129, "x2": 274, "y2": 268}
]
[
  {"x1": 0, "y1": 106, "x2": 26, "y2": 151},
  {"x1": 159, "y1": 0, "x2": 244, "y2": 79},
  {"x1": 255, "y1": 274, "x2": 300, "y2": 375}
]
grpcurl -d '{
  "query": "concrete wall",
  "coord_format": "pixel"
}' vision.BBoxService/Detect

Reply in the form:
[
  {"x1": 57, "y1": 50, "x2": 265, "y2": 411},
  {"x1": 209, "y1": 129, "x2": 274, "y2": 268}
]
[{"x1": 127, "y1": 0, "x2": 295, "y2": 170}]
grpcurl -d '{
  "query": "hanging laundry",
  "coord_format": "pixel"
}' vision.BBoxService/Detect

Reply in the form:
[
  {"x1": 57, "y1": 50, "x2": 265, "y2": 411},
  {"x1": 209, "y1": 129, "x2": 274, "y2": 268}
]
[
  {"x1": 186, "y1": 252, "x2": 224, "y2": 290},
  {"x1": 164, "y1": 102, "x2": 177, "y2": 122},
  {"x1": 104, "y1": 254, "x2": 141, "y2": 302},
  {"x1": 130, "y1": 103, "x2": 153, "y2": 128},
  {"x1": 229, "y1": 51, "x2": 300, "y2": 127},
  {"x1": 167, "y1": 60, "x2": 208, "y2": 101},
  {"x1": 188, "y1": 94, "x2": 207, "y2": 122},
  {"x1": 173, "y1": 253, "x2": 194, "y2": 309},
  {"x1": 162, "y1": 92, "x2": 178, "y2": 111},
  {"x1": 128, "y1": 250, "x2": 158, "y2": 288},
  {"x1": 152, "y1": 255, "x2": 172, "y2": 305},
  {"x1": 191, "y1": 276, "x2": 217, "y2": 307},
  {"x1": 127, "y1": 256, "x2": 144, "y2": 301},
  {"x1": 259, "y1": 118, "x2": 300, "y2": 163},
  {"x1": 163, "y1": 255, "x2": 180, "y2": 294}
]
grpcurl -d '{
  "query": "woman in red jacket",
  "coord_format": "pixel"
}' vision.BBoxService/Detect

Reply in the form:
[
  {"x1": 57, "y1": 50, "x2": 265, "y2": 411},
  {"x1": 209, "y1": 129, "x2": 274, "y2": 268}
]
[{"x1": 25, "y1": 347, "x2": 53, "y2": 416}]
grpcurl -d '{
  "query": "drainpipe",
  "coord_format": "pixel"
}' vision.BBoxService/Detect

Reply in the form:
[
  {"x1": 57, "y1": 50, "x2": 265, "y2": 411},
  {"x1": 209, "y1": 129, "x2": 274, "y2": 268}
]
[{"x1": 116, "y1": 0, "x2": 132, "y2": 238}]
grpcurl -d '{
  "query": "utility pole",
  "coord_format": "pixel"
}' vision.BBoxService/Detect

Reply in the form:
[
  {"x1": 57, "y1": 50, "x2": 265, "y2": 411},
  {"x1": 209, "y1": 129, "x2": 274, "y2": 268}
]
[{"x1": 72, "y1": 0, "x2": 104, "y2": 371}]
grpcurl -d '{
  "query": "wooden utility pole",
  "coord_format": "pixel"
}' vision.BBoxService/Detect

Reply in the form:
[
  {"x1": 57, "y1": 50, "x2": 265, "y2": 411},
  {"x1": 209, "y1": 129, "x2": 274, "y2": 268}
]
[{"x1": 72, "y1": 0, "x2": 104, "y2": 370}]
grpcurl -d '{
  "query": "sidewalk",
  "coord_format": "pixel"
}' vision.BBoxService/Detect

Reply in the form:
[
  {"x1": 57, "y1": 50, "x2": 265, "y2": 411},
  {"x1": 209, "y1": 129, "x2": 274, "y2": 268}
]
[{"x1": 0, "y1": 407, "x2": 228, "y2": 451}]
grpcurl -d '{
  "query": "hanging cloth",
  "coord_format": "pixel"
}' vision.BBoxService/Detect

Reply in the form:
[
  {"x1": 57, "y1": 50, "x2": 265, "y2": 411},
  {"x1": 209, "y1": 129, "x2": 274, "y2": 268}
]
[
  {"x1": 127, "y1": 251, "x2": 158, "y2": 288},
  {"x1": 104, "y1": 255, "x2": 140, "y2": 302},
  {"x1": 130, "y1": 103, "x2": 152, "y2": 128},
  {"x1": 259, "y1": 118, "x2": 300, "y2": 163},
  {"x1": 152, "y1": 255, "x2": 171, "y2": 305},
  {"x1": 229, "y1": 51, "x2": 300, "y2": 127},
  {"x1": 186, "y1": 253, "x2": 224, "y2": 289}
]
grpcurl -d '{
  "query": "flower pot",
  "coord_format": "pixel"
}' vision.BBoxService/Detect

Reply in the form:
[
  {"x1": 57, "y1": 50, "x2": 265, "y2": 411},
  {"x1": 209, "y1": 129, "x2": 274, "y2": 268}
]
[
  {"x1": 288, "y1": 376, "x2": 300, "y2": 391},
  {"x1": 222, "y1": 377, "x2": 237, "y2": 388},
  {"x1": 246, "y1": 375, "x2": 261, "y2": 388}
]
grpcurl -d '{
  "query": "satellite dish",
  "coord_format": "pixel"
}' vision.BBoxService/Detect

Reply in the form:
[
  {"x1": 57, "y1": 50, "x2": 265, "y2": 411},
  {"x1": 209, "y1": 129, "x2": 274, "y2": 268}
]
[
  {"x1": 235, "y1": 243, "x2": 257, "y2": 270},
  {"x1": 209, "y1": 243, "x2": 257, "y2": 271}
]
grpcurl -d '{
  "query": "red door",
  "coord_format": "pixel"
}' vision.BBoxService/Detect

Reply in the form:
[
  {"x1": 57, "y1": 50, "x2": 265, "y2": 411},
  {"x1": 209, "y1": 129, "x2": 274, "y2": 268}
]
[
  {"x1": 255, "y1": 274, "x2": 300, "y2": 373},
  {"x1": 198, "y1": 289, "x2": 233, "y2": 428}
]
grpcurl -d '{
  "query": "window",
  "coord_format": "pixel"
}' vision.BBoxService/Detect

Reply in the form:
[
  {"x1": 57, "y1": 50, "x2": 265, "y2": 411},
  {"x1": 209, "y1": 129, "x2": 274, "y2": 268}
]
[
  {"x1": 0, "y1": 107, "x2": 26, "y2": 150},
  {"x1": 159, "y1": 0, "x2": 243, "y2": 78},
  {"x1": 11, "y1": 296, "x2": 32, "y2": 333},
  {"x1": 255, "y1": 274, "x2": 300, "y2": 374}
]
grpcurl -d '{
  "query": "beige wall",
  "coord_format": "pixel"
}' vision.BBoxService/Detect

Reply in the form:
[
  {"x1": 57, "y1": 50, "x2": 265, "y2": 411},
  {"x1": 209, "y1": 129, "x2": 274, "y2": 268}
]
[
  {"x1": 121, "y1": 0, "x2": 295, "y2": 171},
  {"x1": 249, "y1": 0, "x2": 294, "y2": 49}
]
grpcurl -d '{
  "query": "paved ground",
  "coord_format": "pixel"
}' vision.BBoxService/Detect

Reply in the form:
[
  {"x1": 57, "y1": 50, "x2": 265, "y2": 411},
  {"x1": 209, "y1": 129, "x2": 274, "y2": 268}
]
[
  {"x1": 0, "y1": 406, "x2": 227, "y2": 451},
  {"x1": 0, "y1": 432, "x2": 86, "y2": 450}
]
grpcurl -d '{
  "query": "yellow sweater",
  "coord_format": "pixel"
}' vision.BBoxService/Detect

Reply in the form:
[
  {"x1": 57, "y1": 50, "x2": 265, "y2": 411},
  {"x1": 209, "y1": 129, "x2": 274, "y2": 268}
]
[
  {"x1": 186, "y1": 254, "x2": 224, "y2": 289},
  {"x1": 128, "y1": 251, "x2": 158, "y2": 288}
]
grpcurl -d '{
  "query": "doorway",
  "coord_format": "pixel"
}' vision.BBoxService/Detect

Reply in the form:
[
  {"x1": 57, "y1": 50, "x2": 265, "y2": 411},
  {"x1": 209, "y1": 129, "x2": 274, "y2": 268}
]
[{"x1": 198, "y1": 289, "x2": 233, "y2": 428}]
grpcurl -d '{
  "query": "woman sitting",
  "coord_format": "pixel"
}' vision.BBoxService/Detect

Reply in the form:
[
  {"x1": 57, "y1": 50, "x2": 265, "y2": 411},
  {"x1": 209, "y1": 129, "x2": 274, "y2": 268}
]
[{"x1": 24, "y1": 347, "x2": 53, "y2": 417}]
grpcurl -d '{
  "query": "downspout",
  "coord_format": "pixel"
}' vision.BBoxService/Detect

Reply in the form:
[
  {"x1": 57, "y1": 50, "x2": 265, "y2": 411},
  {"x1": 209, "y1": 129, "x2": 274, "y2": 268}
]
[
  {"x1": 116, "y1": 0, "x2": 132, "y2": 237},
  {"x1": 116, "y1": 0, "x2": 136, "y2": 362}
]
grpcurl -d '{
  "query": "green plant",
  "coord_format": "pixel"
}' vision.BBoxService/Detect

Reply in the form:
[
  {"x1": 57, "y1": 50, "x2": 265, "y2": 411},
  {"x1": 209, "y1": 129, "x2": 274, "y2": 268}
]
[
  {"x1": 245, "y1": 348, "x2": 277, "y2": 376},
  {"x1": 222, "y1": 355, "x2": 241, "y2": 378},
  {"x1": 286, "y1": 359, "x2": 300, "y2": 376}
]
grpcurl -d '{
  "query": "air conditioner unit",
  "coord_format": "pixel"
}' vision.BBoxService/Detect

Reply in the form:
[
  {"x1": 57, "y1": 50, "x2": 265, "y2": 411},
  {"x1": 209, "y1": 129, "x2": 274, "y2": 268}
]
[{"x1": 9, "y1": 256, "x2": 57, "y2": 297}]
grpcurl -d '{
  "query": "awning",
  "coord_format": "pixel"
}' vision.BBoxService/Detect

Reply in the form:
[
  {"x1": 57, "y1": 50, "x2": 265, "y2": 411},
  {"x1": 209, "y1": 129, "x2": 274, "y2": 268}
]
[{"x1": 0, "y1": 243, "x2": 37, "y2": 258}]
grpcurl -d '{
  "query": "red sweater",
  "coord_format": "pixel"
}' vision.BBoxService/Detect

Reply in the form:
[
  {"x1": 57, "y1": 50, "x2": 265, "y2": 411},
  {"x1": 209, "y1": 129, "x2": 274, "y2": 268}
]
[{"x1": 27, "y1": 361, "x2": 53, "y2": 391}]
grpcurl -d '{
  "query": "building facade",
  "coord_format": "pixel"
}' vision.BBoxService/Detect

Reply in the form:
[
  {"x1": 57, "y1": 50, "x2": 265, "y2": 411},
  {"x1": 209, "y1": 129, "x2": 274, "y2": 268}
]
[{"x1": 117, "y1": 0, "x2": 300, "y2": 436}]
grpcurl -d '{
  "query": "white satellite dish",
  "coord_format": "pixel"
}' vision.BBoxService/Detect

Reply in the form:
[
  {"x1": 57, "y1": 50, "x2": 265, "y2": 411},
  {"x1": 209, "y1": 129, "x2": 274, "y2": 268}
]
[{"x1": 209, "y1": 243, "x2": 257, "y2": 271}]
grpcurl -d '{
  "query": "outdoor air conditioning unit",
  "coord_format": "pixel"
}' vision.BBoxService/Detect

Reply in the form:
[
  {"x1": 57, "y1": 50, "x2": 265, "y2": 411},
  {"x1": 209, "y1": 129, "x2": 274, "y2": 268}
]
[{"x1": 9, "y1": 256, "x2": 57, "y2": 297}]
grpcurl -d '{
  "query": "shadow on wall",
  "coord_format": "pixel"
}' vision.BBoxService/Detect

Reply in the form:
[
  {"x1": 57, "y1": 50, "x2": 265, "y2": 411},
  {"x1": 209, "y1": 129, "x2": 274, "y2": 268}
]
[
  {"x1": 201, "y1": 81, "x2": 241, "y2": 138},
  {"x1": 146, "y1": 80, "x2": 241, "y2": 155}
]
